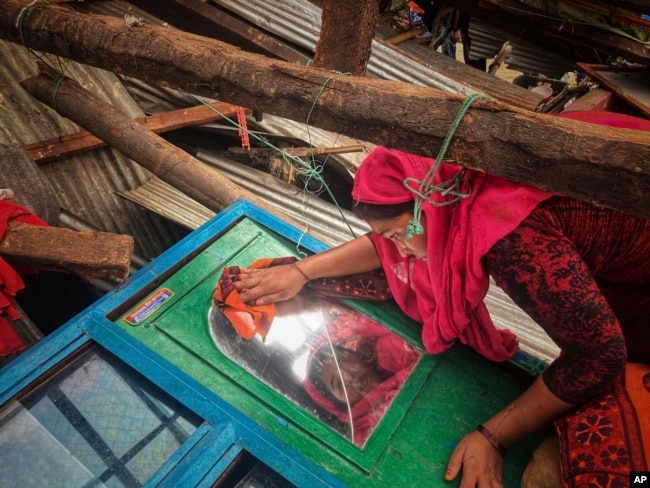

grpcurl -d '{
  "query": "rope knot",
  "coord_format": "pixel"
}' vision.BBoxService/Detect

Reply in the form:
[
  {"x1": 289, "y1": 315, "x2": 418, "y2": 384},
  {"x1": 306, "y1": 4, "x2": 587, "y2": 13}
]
[{"x1": 405, "y1": 93, "x2": 490, "y2": 239}]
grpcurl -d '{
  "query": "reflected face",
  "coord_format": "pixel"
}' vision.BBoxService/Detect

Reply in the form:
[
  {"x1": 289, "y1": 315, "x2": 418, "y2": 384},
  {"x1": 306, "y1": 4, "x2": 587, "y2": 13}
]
[
  {"x1": 318, "y1": 349, "x2": 383, "y2": 405},
  {"x1": 367, "y1": 212, "x2": 428, "y2": 260}
]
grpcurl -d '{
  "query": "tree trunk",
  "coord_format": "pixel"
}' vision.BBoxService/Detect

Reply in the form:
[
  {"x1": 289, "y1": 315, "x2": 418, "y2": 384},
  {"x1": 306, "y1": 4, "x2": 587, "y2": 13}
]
[
  {"x1": 313, "y1": 0, "x2": 378, "y2": 76},
  {"x1": 2, "y1": 1, "x2": 650, "y2": 218},
  {"x1": 19, "y1": 70, "x2": 300, "y2": 229}
]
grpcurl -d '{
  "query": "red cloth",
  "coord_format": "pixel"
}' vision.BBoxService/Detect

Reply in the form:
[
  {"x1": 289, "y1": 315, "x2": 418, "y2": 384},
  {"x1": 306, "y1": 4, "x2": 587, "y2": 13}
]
[
  {"x1": 0, "y1": 201, "x2": 48, "y2": 356},
  {"x1": 558, "y1": 109, "x2": 650, "y2": 131},
  {"x1": 303, "y1": 313, "x2": 419, "y2": 445},
  {"x1": 351, "y1": 146, "x2": 551, "y2": 361}
]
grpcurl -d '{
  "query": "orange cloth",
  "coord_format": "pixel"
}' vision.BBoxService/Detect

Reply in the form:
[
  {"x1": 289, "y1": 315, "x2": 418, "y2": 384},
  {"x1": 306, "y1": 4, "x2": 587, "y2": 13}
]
[
  {"x1": 408, "y1": 1, "x2": 425, "y2": 14},
  {"x1": 212, "y1": 256, "x2": 392, "y2": 340},
  {"x1": 212, "y1": 258, "x2": 295, "y2": 340}
]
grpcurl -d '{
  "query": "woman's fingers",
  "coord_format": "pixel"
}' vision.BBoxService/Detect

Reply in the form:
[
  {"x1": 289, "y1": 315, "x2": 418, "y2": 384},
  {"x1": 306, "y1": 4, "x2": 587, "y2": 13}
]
[
  {"x1": 235, "y1": 265, "x2": 303, "y2": 305},
  {"x1": 445, "y1": 443, "x2": 464, "y2": 482},
  {"x1": 445, "y1": 433, "x2": 505, "y2": 488}
]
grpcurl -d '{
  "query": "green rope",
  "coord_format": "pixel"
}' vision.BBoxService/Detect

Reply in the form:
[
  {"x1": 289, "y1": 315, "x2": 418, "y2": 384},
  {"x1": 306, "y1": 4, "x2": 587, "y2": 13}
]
[
  {"x1": 406, "y1": 93, "x2": 492, "y2": 239},
  {"x1": 190, "y1": 86, "x2": 359, "y2": 238},
  {"x1": 17, "y1": 0, "x2": 70, "y2": 108}
]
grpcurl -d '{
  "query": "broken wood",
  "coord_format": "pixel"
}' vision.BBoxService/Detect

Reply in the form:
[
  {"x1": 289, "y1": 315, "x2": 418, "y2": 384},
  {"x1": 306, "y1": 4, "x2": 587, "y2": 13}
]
[
  {"x1": 0, "y1": 221, "x2": 133, "y2": 282},
  {"x1": 227, "y1": 144, "x2": 366, "y2": 157},
  {"x1": 2, "y1": 2, "x2": 650, "y2": 218},
  {"x1": 19, "y1": 68, "x2": 311, "y2": 232},
  {"x1": 24, "y1": 102, "x2": 244, "y2": 163}
]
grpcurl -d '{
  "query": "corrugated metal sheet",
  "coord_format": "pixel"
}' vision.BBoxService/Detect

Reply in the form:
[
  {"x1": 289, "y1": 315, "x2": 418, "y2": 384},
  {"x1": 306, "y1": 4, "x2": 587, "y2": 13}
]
[
  {"x1": 119, "y1": 155, "x2": 370, "y2": 244},
  {"x1": 467, "y1": 19, "x2": 576, "y2": 79},
  {"x1": 211, "y1": 0, "x2": 477, "y2": 96}
]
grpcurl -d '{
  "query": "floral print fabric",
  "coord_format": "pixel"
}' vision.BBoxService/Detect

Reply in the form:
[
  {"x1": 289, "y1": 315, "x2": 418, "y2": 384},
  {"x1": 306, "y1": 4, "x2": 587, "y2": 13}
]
[{"x1": 555, "y1": 363, "x2": 650, "y2": 487}]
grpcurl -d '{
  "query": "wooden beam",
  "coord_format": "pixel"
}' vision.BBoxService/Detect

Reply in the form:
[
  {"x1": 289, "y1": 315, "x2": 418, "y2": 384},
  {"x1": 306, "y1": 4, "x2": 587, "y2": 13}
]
[
  {"x1": 128, "y1": 0, "x2": 310, "y2": 65},
  {"x1": 19, "y1": 68, "x2": 315, "y2": 235},
  {"x1": 1, "y1": 221, "x2": 133, "y2": 282},
  {"x1": 385, "y1": 27, "x2": 429, "y2": 45},
  {"x1": 24, "y1": 102, "x2": 244, "y2": 163},
  {"x1": 313, "y1": 0, "x2": 378, "y2": 76},
  {"x1": 2, "y1": 2, "x2": 650, "y2": 218}
]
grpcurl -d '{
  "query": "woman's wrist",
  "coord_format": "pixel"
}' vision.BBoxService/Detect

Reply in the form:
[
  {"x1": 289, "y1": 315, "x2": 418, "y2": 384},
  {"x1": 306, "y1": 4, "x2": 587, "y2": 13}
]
[
  {"x1": 291, "y1": 261, "x2": 311, "y2": 283},
  {"x1": 476, "y1": 424, "x2": 508, "y2": 456}
]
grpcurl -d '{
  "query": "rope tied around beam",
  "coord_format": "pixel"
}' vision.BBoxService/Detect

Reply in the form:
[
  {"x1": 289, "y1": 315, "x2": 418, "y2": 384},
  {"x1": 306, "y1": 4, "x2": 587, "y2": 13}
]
[{"x1": 406, "y1": 93, "x2": 492, "y2": 240}]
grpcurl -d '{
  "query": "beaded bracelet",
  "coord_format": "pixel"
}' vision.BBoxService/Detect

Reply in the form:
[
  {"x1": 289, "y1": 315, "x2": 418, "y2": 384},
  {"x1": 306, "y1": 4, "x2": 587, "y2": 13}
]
[
  {"x1": 291, "y1": 261, "x2": 311, "y2": 283},
  {"x1": 476, "y1": 424, "x2": 508, "y2": 456}
]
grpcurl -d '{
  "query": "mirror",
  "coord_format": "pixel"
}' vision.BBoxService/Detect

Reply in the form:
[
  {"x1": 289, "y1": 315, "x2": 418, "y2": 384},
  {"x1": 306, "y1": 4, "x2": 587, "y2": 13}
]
[{"x1": 208, "y1": 292, "x2": 421, "y2": 446}]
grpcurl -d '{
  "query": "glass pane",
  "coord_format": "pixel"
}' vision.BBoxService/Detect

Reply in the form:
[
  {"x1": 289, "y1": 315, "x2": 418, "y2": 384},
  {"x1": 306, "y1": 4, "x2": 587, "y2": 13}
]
[
  {"x1": 209, "y1": 293, "x2": 421, "y2": 447},
  {"x1": 0, "y1": 346, "x2": 202, "y2": 488}
]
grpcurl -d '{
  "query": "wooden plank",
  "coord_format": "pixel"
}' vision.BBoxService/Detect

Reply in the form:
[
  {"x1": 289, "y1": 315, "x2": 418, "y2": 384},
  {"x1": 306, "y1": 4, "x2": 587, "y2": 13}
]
[
  {"x1": 24, "y1": 102, "x2": 243, "y2": 163},
  {"x1": 20, "y1": 70, "x2": 319, "y2": 238},
  {"x1": 1, "y1": 221, "x2": 134, "y2": 282},
  {"x1": 227, "y1": 144, "x2": 366, "y2": 157}
]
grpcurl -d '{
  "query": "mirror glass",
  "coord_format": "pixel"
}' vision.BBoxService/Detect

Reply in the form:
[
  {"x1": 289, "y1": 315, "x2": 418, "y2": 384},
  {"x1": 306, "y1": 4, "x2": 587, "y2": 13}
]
[{"x1": 208, "y1": 292, "x2": 421, "y2": 446}]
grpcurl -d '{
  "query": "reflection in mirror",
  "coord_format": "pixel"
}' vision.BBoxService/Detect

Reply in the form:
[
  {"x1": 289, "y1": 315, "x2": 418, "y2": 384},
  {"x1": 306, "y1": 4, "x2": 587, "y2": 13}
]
[{"x1": 208, "y1": 292, "x2": 421, "y2": 446}]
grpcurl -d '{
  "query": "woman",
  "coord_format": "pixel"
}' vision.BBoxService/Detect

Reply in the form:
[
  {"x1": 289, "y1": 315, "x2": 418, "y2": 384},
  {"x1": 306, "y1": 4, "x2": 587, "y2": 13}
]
[{"x1": 235, "y1": 111, "x2": 650, "y2": 486}]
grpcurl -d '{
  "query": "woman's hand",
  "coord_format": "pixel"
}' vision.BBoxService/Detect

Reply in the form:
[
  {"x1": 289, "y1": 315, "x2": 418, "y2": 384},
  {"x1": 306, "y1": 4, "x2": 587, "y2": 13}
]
[
  {"x1": 236, "y1": 263, "x2": 307, "y2": 305},
  {"x1": 445, "y1": 431, "x2": 505, "y2": 487},
  {"x1": 444, "y1": 377, "x2": 575, "y2": 487},
  {"x1": 236, "y1": 236, "x2": 381, "y2": 306}
]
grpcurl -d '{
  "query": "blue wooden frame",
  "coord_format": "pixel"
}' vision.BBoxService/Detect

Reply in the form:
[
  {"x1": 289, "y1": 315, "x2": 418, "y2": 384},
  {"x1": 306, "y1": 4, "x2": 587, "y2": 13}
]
[{"x1": 0, "y1": 200, "x2": 346, "y2": 488}]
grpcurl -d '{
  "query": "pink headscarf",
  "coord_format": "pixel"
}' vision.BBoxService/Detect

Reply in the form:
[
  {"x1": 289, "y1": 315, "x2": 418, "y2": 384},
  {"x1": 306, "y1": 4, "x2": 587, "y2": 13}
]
[{"x1": 352, "y1": 146, "x2": 552, "y2": 361}]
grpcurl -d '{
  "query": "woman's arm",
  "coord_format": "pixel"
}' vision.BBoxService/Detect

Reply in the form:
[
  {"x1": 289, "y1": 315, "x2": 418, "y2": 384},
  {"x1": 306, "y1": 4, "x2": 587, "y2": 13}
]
[
  {"x1": 450, "y1": 204, "x2": 628, "y2": 486},
  {"x1": 445, "y1": 376, "x2": 574, "y2": 487},
  {"x1": 237, "y1": 234, "x2": 381, "y2": 305}
]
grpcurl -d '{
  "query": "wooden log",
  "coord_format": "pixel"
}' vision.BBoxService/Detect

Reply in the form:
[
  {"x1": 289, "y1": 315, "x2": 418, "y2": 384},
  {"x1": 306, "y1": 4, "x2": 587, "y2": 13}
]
[
  {"x1": 2, "y1": 2, "x2": 650, "y2": 218},
  {"x1": 19, "y1": 68, "x2": 308, "y2": 231},
  {"x1": 385, "y1": 27, "x2": 429, "y2": 45},
  {"x1": 1, "y1": 221, "x2": 133, "y2": 282},
  {"x1": 24, "y1": 102, "x2": 244, "y2": 163}
]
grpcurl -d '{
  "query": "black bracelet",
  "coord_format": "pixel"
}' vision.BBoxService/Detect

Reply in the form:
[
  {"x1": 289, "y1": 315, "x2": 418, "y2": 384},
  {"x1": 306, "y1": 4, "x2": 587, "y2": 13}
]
[
  {"x1": 291, "y1": 261, "x2": 311, "y2": 283},
  {"x1": 476, "y1": 424, "x2": 508, "y2": 456}
]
